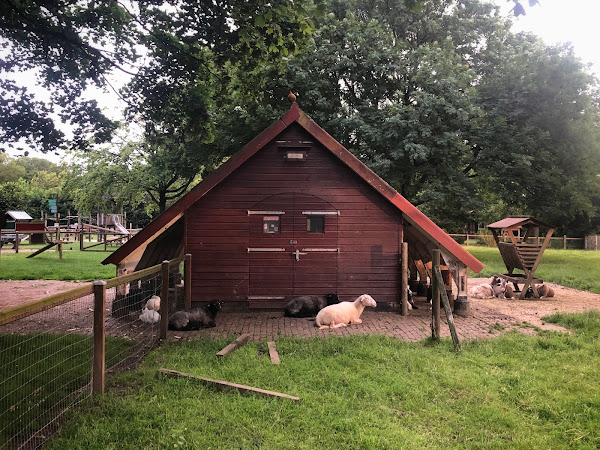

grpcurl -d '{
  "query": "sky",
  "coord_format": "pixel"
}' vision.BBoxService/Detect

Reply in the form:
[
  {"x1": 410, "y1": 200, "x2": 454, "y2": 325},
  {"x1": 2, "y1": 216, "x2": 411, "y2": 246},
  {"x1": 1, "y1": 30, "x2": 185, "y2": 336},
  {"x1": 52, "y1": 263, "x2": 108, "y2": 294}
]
[
  {"x1": 5, "y1": 0, "x2": 600, "y2": 164},
  {"x1": 493, "y1": 0, "x2": 600, "y2": 75}
]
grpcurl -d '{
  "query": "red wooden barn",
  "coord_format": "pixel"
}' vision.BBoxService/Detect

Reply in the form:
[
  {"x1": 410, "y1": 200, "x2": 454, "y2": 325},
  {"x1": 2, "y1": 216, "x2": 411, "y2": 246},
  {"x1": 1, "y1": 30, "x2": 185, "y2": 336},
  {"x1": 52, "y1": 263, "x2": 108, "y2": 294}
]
[{"x1": 103, "y1": 98, "x2": 483, "y2": 311}]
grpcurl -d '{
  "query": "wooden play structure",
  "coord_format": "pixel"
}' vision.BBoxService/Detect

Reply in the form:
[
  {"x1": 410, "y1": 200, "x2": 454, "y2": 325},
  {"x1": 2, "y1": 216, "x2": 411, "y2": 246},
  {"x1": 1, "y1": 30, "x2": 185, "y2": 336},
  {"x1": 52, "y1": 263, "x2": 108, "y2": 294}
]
[{"x1": 488, "y1": 217, "x2": 555, "y2": 299}]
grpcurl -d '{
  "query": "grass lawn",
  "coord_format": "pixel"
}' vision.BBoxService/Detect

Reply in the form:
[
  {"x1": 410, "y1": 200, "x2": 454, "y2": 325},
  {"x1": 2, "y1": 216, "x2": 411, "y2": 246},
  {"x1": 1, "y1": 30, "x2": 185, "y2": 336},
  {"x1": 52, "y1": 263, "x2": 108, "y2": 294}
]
[
  {"x1": 0, "y1": 333, "x2": 134, "y2": 443},
  {"x1": 0, "y1": 249, "x2": 116, "y2": 281},
  {"x1": 465, "y1": 246, "x2": 600, "y2": 294},
  {"x1": 45, "y1": 311, "x2": 600, "y2": 449}
]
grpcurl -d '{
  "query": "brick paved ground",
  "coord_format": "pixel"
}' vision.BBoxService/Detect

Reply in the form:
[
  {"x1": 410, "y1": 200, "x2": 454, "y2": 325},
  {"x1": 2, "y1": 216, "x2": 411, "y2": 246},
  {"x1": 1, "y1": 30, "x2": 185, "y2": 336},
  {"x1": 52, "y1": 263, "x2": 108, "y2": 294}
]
[
  {"x1": 168, "y1": 280, "x2": 600, "y2": 343},
  {"x1": 4, "y1": 278, "x2": 599, "y2": 345}
]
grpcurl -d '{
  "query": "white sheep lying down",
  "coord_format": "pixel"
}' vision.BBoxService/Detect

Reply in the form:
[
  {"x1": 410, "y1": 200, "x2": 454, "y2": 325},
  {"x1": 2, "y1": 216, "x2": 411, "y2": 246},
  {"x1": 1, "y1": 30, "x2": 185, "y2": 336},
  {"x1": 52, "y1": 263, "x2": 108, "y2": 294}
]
[{"x1": 315, "y1": 294, "x2": 377, "y2": 329}]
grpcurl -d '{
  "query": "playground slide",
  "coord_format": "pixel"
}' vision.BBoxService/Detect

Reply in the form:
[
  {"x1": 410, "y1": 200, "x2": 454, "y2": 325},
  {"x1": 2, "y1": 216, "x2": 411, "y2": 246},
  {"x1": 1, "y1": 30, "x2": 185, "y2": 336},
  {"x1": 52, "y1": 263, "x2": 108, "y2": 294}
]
[
  {"x1": 113, "y1": 222, "x2": 130, "y2": 235},
  {"x1": 111, "y1": 215, "x2": 130, "y2": 235}
]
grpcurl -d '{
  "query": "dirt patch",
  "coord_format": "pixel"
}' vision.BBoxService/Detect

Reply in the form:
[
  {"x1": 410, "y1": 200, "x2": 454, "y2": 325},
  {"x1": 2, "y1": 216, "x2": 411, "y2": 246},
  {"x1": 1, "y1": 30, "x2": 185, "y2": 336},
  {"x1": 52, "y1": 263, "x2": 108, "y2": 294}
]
[
  {"x1": 468, "y1": 278, "x2": 600, "y2": 332},
  {"x1": 2, "y1": 278, "x2": 600, "y2": 341},
  {"x1": 0, "y1": 280, "x2": 89, "y2": 312}
]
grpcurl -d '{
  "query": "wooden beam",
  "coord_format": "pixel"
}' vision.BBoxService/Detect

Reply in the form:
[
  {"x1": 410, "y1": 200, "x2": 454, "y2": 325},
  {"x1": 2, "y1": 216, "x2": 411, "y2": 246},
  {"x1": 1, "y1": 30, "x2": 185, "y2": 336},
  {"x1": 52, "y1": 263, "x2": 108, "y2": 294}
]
[
  {"x1": 431, "y1": 250, "x2": 441, "y2": 339},
  {"x1": 159, "y1": 368, "x2": 299, "y2": 402},
  {"x1": 93, "y1": 281, "x2": 107, "y2": 394},
  {"x1": 267, "y1": 341, "x2": 280, "y2": 365},
  {"x1": 433, "y1": 266, "x2": 461, "y2": 351},
  {"x1": 26, "y1": 242, "x2": 57, "y2": 258},
  {"x1": 184, "y1": 253, "x2": 192, "y2": 309},
  {"x1": 217, "y1": 333, "x2": 251, "y2": 356},
  {"x1": 160, "y1": 260, "x2": 170, "y2": 340},
  {"x1": 400, "y1": 242, "x2": 409, "y2": 316}
]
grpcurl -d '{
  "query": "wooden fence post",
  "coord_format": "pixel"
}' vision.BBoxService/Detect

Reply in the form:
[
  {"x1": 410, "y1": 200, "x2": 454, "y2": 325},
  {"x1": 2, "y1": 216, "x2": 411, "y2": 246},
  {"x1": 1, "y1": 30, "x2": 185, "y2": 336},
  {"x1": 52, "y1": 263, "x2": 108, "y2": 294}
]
[
  {"x1": 92, "y1": 281, "x2": 107, "y2": 394},
  {"x1": 160, "y1": 261, "x2": 170, "y2": 340},
  {"x1": 400, "y1": 242, "x2": 408, "y2": 316},
  {"x1": 184, "y1": 253, "x2": 192, "y2": 309},
  {"x1": 563, "y1": 235, "x2": 567, "y2": 250},
  {"x1": 431, "y1": 249, "x2": 441, "y2": 339}
]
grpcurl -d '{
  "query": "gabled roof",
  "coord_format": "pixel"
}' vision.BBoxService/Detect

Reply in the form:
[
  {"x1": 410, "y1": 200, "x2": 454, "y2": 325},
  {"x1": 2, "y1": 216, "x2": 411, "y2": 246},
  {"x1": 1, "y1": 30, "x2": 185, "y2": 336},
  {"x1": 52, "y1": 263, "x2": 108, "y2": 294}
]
[
  {"x1": 6, "y1": 211, "x2": 33, "y2": 221},
  {"x1": 103, "y1": 101, "x2": 483, "y2": 273},
  {"x1": 487, "y1": 216, "x2": 554, "y2": 230}
]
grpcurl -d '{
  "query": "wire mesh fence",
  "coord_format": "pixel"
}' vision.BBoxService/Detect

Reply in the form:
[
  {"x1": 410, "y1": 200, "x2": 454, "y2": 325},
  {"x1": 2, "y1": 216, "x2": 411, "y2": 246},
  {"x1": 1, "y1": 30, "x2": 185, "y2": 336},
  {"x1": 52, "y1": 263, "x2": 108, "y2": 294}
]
[{"x1": 0, "y1": 256, "x2": 186, "y2": 449}]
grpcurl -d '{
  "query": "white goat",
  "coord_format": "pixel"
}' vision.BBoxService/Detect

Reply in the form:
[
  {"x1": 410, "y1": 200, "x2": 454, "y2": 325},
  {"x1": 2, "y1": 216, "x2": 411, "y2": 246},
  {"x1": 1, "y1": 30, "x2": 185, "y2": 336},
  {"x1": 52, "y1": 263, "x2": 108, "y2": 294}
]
[{"x1": 315, "y1": 294, "x2": 377, "y2": 329}]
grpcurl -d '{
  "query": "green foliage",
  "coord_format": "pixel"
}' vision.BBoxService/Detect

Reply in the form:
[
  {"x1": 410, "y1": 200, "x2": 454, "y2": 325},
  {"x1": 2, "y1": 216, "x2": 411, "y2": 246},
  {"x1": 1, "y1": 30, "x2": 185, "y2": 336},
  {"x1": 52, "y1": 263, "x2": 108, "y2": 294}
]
[
  {"x1": 47, "y1": 324, "x2": 600, "y2": 448},
  {"x1": 0, "y1": 0, "x2": 316, "y2": 153},
  {"x1": 0, "y1": 250, "x2": 115, "y2": 281},
  {"x1": 208, "y1": 0, "x2": 600, "y2": 234},
  {"x1": 0, "y1": 153, "x2": 26, "y2": 183}
]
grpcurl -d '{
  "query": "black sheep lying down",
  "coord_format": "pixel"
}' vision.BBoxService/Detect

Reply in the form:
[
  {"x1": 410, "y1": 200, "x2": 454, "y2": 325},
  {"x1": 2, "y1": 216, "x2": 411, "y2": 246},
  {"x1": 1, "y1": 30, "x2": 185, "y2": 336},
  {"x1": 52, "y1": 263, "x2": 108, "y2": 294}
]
[
  {"x1": 168, "y1": 300, "x2": 222, "y2": 331},
  {"x1": 284, "y1": 294, "x2": 339, "y2": 318}
]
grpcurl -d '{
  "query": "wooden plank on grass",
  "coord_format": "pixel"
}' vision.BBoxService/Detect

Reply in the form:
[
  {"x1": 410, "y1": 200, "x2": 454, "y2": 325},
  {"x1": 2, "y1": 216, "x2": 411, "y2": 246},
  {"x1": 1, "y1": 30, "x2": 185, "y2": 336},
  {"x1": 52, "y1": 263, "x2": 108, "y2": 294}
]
[
  {"x1": 216, "y1": 333, "x2": 251, "y2": 356},
  {"x1": 159, "y1": 368, "x2": 299, "y2": 402},
  {"x1": 267, "y1": 341, "x2": 280, "y2": 365}
]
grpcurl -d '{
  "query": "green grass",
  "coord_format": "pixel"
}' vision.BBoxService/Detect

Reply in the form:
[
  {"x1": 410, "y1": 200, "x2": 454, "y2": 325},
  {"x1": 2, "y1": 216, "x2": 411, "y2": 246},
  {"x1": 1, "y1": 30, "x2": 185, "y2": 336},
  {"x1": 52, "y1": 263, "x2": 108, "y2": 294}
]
[
  {"x1": 0, "y1": 333, "x2": 134, "y2": 442},
  {"x1": 44, "y1": 312, "x2": 600, "y2": 449},
  {"x1": 466, "y1": 246, "x2": 600, "y2": 294},
  {"x1": 0, "y1": 250, "x2": 115, "y2": 281}
]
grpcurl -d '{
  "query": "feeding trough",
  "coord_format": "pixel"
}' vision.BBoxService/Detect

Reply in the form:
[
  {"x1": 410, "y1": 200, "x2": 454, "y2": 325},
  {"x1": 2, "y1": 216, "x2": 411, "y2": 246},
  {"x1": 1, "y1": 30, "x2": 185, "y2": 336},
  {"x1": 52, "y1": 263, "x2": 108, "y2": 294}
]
[{"x1": 487, "y1": 216, "x2": 555, "y2": 299}]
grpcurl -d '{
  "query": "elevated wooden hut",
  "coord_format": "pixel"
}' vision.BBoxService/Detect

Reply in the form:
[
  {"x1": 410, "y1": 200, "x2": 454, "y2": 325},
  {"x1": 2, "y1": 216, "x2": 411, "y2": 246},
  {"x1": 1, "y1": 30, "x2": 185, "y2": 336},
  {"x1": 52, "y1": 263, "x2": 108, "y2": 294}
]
[{"x1": 103, "y1": 98, "x2": 483, "y2": 312}]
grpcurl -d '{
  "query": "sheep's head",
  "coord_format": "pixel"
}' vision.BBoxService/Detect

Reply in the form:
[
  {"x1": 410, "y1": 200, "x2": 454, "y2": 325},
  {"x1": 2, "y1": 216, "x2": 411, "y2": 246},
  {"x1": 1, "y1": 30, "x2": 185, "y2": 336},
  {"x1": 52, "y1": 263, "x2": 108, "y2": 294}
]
[
  {"x1": 491, "y1": 276, "x2": 503, "y2": 286},
  {"x1": 207, "y1": 300, "x2": 223, "y2": 314},
  {"x1": 326, "y1": 294, "x2": 340, "y2": 305},
  {"x1": 357, "y1": 294, "x2": 377, "y2": 308}
]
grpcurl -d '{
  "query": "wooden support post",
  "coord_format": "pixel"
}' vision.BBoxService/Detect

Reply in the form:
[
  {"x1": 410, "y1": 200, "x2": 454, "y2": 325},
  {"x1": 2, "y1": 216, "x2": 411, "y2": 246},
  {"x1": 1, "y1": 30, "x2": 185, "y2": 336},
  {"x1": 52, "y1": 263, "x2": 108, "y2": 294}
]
[
  {"x1": 563, "y1": 235, "x2": 567, "y2": 250},
  {"x1": 453, "y1": 265, "x2": 470, "y2": 317},
  {"x1": 184, "y1": 253, "x2": 192, "y2": 309},
  {"x1": 14, "y1": 233, "x2": 19, "y2": 253},
  {"x1": 57, "y1": 241, "x2": 63, "y2": 260},
  {"x1": 80, "y1": 229, "x2": 84, "y2": 251},
  {"x1": 433, "y1": 266, "x2": 461, "y2": 351},
  {"x1": 159, "y1": 369, "x2": 299, "y2": 401},
  {"x1": 217, "y1": 333, "x2": 251, "y2": 356},
  {"x1": 160, "y1": 260, "x2": 170, "y2": 340},
  {"x1": 267, "y1": 341, "x2": 280, "y2": 365},
  {"x1": 93, "y1": 281, "x2": 107, "y2": 394},
  {"x1": 400, "y1": 242, "x2": 409, "y2": 316},
  {"x1": 431, "y1": 249, "x2": 441, "y2": 339}
]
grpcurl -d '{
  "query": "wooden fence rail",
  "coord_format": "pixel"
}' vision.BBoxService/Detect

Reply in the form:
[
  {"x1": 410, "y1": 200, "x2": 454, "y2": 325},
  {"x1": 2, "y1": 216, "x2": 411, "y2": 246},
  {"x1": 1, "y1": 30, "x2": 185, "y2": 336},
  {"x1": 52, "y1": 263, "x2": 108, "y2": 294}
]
[{"x1": 449, "y1": 234, "x2": 585, "y2": 250}]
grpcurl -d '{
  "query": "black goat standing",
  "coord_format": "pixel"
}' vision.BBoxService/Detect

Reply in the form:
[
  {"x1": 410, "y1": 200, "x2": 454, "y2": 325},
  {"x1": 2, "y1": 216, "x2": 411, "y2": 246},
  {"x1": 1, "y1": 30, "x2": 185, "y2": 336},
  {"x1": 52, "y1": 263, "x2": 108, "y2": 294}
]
[
  {"x1": 168, "y1": 300, "x2": 222, "y2": 331},
  {"x1": 284, "y1": 294, "x2": 339, "y2": 318}
]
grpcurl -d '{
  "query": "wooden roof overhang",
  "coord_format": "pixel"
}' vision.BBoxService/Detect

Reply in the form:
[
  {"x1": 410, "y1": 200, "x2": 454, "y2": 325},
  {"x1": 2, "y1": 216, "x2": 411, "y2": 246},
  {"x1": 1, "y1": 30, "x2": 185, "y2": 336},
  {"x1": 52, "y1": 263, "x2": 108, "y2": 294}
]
[{"x1": 103, "y1": 102, "x2": 483, "y2": 274}]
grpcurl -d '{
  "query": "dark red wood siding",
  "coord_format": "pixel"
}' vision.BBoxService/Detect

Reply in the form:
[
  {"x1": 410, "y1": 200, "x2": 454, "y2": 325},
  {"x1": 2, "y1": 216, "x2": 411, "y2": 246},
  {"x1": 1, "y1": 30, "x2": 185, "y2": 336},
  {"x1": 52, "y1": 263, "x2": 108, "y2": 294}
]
[{"x1": 185, "y1": 123, "x2": 402, "y2": 309}]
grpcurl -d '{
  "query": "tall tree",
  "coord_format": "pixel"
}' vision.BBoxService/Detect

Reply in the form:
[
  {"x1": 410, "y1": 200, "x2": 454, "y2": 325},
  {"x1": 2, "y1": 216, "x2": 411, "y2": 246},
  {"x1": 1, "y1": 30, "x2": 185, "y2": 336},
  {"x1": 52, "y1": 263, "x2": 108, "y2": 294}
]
[{"x1": 0, "y1": 0, "x2": 316, "y2": 155}]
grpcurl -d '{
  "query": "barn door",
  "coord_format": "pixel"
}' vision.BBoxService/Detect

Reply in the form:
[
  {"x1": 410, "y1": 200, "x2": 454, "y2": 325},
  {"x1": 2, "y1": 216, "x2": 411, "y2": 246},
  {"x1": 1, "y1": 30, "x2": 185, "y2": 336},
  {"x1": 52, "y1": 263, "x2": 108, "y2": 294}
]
[{"x1": 248, "y1": 193, "x2": 339, "y2": 308}]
